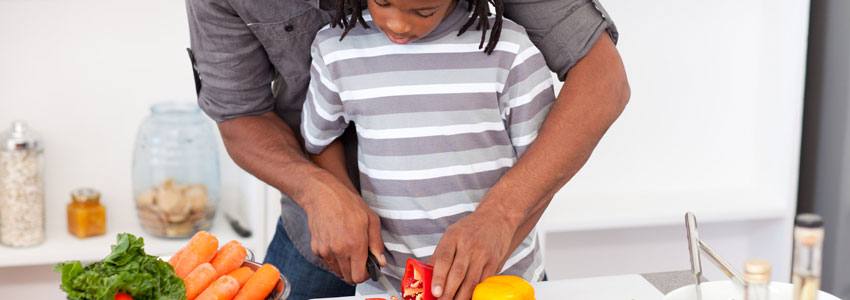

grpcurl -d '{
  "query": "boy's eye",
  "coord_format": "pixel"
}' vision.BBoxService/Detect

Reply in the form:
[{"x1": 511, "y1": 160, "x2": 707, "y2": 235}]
[
  {"x1": 414, "y1": 9, "x2": 437, "y2": 18},
  {"x1": 374, "y1": 0, "x2": 390, "y2": 7}
]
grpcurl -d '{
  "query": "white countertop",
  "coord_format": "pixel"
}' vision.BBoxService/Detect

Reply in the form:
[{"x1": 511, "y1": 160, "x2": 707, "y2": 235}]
[{"x1": 316, "y1": 273, "x2": 666, "y2": 300}]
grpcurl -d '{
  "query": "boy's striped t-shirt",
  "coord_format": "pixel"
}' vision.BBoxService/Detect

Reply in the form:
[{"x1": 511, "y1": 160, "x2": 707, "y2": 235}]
[{"x1": 301, "y1": 4, "x2": 556, "y2": 283}]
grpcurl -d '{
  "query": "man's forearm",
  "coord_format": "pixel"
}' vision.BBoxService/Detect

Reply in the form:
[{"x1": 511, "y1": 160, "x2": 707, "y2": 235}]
[
  {"x1": 218, "y1": 111, "x2": 329, "y2": 205},
  {"x1": 479, "y1": 34, "x2": 630, "y2": 234},
  {"x1": 309, "y1": 140, "x2": 356, "y2": 192},
  {"x1": 506, "y1": 190, "x2": 554, "y2": 253}
]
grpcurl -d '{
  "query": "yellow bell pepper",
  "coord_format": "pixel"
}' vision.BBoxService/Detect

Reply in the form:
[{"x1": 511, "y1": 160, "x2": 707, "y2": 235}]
[{"x1": 472, "y1": 275, "x2": 535, "y2": 300}]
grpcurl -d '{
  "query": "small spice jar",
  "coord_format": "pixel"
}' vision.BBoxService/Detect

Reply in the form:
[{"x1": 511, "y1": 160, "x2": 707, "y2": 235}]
[
  {"x1": 0, "y1": 121, "x2": 46, "y2": 247},
  {"x1": 67, "y1": 188, "x2": 106, "y2": 238}
]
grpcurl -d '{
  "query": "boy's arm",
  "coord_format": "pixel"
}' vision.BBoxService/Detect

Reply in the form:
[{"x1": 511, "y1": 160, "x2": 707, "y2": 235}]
[{"x1": 309, "y1": 140, "x2": 356, "y2": 192}]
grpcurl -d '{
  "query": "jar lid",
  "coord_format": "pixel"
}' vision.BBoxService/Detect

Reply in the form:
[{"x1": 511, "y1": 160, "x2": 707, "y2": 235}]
[
  {"x1": 1, "y1": 121, "x2": 42, "y2": 151},
  {"x1": 795, "y1": 213, "x2": 824, "y2": 228},
  {"x1": 72, "y1": 188, "x2": 101, "y2": 203},
  {"x1": 743, "y1": 259, "x2": 772, "y2": 284}
]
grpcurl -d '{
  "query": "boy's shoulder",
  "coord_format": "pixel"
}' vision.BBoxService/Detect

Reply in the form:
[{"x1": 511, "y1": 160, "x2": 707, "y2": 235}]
[
  {"x1": 442, "y1": 13, "x2": 537, "y2": 51},
  {"x1": 489, "y1": 16, "x2": 536, "y2": 48}
]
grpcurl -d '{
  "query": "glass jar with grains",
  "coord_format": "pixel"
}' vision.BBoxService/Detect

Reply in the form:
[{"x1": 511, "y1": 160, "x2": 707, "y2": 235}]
[{"x1": 0, "y1": 121, "x2": 46, "y2": 247}]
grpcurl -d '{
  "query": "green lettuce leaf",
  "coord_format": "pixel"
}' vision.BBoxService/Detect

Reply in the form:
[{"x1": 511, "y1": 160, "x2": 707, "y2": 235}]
[{"x1": 56, "y1": 233, "x2": 186, "y2": 300}]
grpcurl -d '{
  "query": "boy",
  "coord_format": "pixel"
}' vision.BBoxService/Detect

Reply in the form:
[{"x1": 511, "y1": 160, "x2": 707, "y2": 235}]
[{"x1": 302, "y1": 0, "x2": 554, "y2": 294}]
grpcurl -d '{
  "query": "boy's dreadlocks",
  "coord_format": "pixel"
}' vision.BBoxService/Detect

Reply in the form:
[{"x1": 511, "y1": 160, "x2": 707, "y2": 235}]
[{"x1": 331, "y1": 0, "x2": 503, "y2": 55}]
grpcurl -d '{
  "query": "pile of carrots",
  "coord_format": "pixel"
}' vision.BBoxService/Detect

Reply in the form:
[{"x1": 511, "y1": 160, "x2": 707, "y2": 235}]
[{"x1": 169, "y1": 231, "x2": 282, "y2": 300}]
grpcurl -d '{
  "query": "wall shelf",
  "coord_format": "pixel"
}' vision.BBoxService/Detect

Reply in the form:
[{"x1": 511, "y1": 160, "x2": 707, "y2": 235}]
[{"x1": 0, "y1": 211, "x2": 262, "y2": 268}]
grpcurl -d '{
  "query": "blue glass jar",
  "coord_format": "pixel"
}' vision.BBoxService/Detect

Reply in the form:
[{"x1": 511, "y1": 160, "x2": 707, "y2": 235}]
[{"x1": 132, "y1": 102, "x2": 220, "y2": 238}]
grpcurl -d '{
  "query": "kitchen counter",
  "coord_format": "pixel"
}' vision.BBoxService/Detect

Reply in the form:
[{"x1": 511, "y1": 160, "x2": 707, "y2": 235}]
[
  {"x1": 640, "y1": 270, "x2": 699, "y2": 294},
  {"x1": 317, "y1": 270, "x2": 698, "y2": 300}
]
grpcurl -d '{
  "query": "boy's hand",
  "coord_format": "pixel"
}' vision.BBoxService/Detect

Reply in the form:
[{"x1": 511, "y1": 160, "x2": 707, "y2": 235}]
[
  {"x1": 300, "y1": 170, "x2": 387, "y2": 285},
  {"x1": 430, "y1": 207, "x2": 517, "y2": 300}
]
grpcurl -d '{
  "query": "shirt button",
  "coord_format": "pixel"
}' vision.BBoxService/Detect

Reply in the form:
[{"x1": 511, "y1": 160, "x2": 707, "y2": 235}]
[{"x1": 284, "y1": 24, "x2": 294, "y2": 32}]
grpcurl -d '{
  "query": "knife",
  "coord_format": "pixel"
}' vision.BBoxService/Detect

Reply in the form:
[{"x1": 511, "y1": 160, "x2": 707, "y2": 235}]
[{"x1": 367, "y1": 252, "x2": 400, "y2": 298}]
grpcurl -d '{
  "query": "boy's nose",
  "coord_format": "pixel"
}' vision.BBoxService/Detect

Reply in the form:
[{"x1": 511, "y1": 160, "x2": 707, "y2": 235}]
[{"x1": 385, "y1": 18, "x2": 412, "y2": 36}]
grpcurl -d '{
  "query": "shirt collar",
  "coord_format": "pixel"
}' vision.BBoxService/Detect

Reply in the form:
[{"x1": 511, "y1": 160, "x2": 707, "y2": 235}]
[{"x1": 417, "y1": 1, "x2": 470, "y2": 42}]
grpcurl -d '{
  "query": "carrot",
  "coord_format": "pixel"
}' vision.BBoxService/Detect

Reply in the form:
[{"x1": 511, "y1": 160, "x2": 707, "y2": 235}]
[
  {"x1": 175, "y1": 231, "x2": 219, "y2": 278},
  {"x1": 227, "y1": 267, "x2": 255, "y2": 287},
  {"x1": 183, "y1": 263, "x2": 218, "y2": 300},
  {"x1": 169, "y1": 246, "x2": 187, "y2": 269},
  {"x1": 195, "y1": 275, "x2": 240, "y2": 300},
  {"x1": 210, "y1": 241, "x2": 247, "y2": 276},
  {"x1": 233, "y1": 264, "x2": 281, "y2": 300}
]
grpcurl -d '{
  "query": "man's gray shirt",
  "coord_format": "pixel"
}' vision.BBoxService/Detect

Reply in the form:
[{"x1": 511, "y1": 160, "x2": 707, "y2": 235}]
[{"x1": 186, "y1": 0, "x2": 618, "y2": 271}]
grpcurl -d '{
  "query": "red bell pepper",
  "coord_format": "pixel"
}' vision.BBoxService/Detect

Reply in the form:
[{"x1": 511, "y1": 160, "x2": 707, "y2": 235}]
[
  {"x1": 401, "y1": 258, "x2": 435, "y2": 300},
  {"x1": 114, "y1": 293, "x2": 133, "y2": 300}
]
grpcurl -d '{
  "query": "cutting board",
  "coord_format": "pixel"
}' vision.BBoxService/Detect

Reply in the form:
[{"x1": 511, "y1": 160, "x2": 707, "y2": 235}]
[{"x1": 315, "y1": 274, "x2": 664, "y2": 300}]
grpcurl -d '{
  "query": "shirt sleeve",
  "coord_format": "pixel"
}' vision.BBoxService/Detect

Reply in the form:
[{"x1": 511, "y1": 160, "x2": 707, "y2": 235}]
[
  {"x1": 499, "y1": 35, "x2": 556, "y2": 158},
  {"x1": 186, "y1": 0, "x2": 275, "y2": 122},
  {"x1": 503, "y1": 0, "x2": 619, "y2": 81},
  {"x1": 301, "y1": 43, "x2": 348, "y2": 155}
]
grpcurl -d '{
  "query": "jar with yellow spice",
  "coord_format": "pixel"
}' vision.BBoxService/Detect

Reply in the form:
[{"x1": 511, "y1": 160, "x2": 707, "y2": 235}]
[{"x1": 66, "y1": 188, "x2": 106, "y2": 238}]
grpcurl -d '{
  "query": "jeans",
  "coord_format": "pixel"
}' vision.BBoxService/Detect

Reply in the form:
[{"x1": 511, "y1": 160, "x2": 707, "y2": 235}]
[{"x1": 264, "y1": 219, "x2": 355, "y2": 300}]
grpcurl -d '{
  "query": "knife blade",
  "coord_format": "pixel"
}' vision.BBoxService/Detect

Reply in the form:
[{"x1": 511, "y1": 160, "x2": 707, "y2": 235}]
[{"x1": 367, "y1": 253, "x2": 400, "y2": 298}]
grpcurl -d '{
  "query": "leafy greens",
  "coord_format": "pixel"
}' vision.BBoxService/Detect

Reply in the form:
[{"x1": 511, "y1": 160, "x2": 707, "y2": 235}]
[{"x1": 56, "y1": 233, "x2": 186, "y2": 300}]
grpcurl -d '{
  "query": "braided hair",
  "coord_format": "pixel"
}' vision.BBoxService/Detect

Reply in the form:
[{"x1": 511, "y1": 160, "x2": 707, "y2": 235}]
[{"x1": 331, "y1": 0, "x2": 503, "y2": 55}]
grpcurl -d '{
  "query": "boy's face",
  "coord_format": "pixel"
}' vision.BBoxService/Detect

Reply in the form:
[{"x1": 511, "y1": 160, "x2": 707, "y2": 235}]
[{"x1": 367, "y1": 0, "x2": 457, "y2": 44}]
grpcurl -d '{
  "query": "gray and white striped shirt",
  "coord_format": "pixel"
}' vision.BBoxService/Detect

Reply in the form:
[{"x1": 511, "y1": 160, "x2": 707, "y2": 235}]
[{"x1": 301, "y1": 4, "x2": 555, "y2": 282}]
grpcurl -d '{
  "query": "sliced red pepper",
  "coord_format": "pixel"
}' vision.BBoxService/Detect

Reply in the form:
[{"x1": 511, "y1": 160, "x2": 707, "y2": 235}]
[{"x1": 401, "y1": 258, "x2": 435, "y2": 300}]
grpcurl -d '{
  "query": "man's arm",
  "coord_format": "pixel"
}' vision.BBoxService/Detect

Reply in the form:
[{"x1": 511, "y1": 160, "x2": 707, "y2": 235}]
[
  {"x1": 188, "y1": 0, "x2": 384, "y2": 284},
  {"x1": 218, "y1": 112, "x2": 321, "y2": 201},
  {"x1": 431, "y1": 34, "x2": 629, "y2": 300},
  {"x1": 217, "y1": 113, "x2": 358, "y2": 216},
  {"x1": 219, "y1": 112, "x2": 384, "y2": 284},
  {"x1": 498, "y1": 33, "x2": 629, "y2": 250},
  {"x1": 309, "y1": 140, "x2": 357, "y2": 193}
]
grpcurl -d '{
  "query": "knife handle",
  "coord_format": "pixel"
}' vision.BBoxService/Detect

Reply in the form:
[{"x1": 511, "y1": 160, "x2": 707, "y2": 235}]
[{"x1": 367, "y1": 252, "x2": 381, "y2": 282}]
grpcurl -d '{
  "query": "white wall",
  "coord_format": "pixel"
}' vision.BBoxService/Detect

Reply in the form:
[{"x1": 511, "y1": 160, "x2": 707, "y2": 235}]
[
  {"x1": 541, "y1": 0, "x2": 809, "y2": 281},
  {"x1": 547, "y1": 0, "x2": 807, "y2": 209},
  {"x1": 0, "y1": 0, "x2": 809, "y2": 296},
  {"x1": 0, "y1": 0, "x2": 259, "y2": 294},
  {"x1": 0, "y1": 0, "x2": 198, "y2": 219}
]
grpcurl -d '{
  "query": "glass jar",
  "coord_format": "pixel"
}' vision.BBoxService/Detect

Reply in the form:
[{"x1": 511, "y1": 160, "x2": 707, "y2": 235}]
[
  {"x1": 132, "y1": 102, "x2": 220, "y2": 238},
  {"x1": 0, "y1": 121, "x2": 46, "y2": 247},
  {"x1": 792, "y1": 214, "x2": 823, "y2": 300},
  {"x1": 743, "y1": 259, "x2": 772, "y2": 300},
  {"x1": 67, "y1": 188, "x2": 106, "y2": 238}
]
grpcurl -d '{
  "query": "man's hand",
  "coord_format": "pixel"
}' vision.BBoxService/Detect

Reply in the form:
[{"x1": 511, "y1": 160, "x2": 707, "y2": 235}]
[
  {"x1": 218, "y1": 113, "x2": 387, "y2": 284},
  {"x1": 430, "y1": 207, "x2": 516, "y2": 300},
  {"x1": 300, "y1": 170, "x2": 387, "y2": 285}
]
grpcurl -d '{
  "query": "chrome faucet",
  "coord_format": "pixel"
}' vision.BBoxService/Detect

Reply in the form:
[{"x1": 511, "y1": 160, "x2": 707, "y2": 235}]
[{"x1": 685, "y1": 212, "x2": 746, "y2": 297}]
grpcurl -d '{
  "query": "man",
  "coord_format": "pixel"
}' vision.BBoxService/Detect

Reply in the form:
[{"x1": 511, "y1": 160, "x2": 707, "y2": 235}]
[{"x1": 185, "y1": 0, "x2": 629, "y2": 299}]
